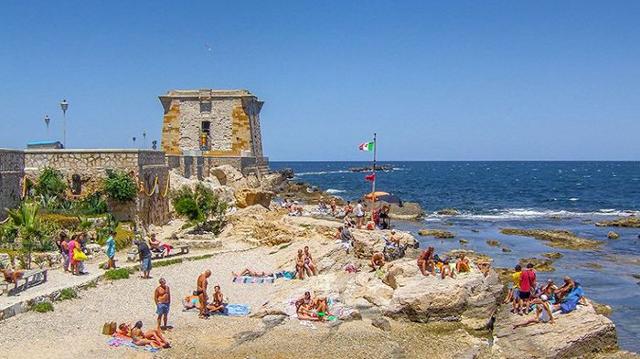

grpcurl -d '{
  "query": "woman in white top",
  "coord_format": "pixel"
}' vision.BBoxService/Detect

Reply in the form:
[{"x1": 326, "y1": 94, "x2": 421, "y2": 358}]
[
  {"x1": 354, "y1": 200, "x2": 365, "y2": 229},
  {"x1": 513, "y1": 294, "x2": 555, "y2": 328}
]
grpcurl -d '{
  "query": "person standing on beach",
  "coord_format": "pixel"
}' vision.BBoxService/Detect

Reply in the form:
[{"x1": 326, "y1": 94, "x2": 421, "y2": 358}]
[
  {"x1": 105, "y1": 230, "x2": 117, "y2": 269},
  {"x1": 354, "y1": 200, "x2": 365, "y2": 229},
  {"x1": 154, "y1": 278, "x2": 171, "y2": 331},
  {"x1": 196, "y1": 270, "x2": 211, "y2": 318},
  {"x1": 56, "y1": 231, "x2": 69, "y2": 272},
  {"x1": 517, "y1": 263, "x2": 537, "y2": 315},
  {"x1": 136, "y1": 240, "x2": 152, "y2": 279}
]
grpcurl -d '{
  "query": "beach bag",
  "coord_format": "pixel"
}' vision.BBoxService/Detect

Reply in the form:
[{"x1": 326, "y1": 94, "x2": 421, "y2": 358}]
[
  {"x1": 102, "y1": 321, "x2": 116, "y2": 335},
  {"x1": 73, "y1": 248, "x2": 88, "y2": 262}
]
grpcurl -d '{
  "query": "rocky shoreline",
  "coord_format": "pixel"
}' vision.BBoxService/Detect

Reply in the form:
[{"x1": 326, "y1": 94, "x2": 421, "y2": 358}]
[{"x1": 0, "y1": 167, "x2": 632, "y2": 358}]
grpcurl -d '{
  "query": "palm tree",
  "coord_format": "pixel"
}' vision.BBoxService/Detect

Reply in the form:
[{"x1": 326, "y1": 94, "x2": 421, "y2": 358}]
[{"x1": 7, "y1": 202, "x2": 40, "y2": 269}]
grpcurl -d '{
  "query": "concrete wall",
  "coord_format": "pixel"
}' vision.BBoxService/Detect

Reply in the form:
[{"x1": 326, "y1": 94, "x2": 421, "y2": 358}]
[
  {"x1": 0, "y1": 149, "x2": 25, "y2": 220},
  {"x1": 24, "y1": 149, "x2": 170, "y2": 226}
]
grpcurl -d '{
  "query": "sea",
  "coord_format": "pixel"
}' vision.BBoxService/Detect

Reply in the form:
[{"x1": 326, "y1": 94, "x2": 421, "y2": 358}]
[{"x1": 271, "y1": 161, "x2": 640, "y2": 352}]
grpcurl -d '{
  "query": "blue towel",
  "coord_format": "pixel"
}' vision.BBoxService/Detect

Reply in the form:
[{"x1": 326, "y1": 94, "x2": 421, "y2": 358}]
[{"x1": 226, "y1": 304, "x2": 250, "y2": 316}]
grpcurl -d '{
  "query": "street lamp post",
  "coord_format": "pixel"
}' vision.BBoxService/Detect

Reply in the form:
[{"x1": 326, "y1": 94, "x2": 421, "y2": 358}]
[
  {"x1": 44, "y1": 115, "x2": 50, "y2": 139},
  {"x1": 142, "y1": 131, "x2": 147, "y2": 148},
  {"x1": 60, "y1": 99, "x2": 69, "y2": 148}
]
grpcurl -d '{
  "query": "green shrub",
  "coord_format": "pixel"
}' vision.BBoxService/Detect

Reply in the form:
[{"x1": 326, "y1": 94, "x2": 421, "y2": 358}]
[
  {"x1": 77, "y1": 192, "x2": 108, "y2": 215},
  {"x1": 33, "y1": 301, "x2": 54, "y2": 313},
  {"x1": 39, "y1": 213, "x2": 80, "y2": 229},
  {"x1": 172, "y1": 184, "x2": 227, "y2": 234},
  {"x1": 58, "y1": 288, "x2": 77, "y2": 301},
  {"x1": 35, "y1": 168, "x2": 67, "y2": 199},
  {"x1": 105, "y1": 268, "x2": 130, "y2": 280},
  {"x1": 104, "y1": 170, "x2": 137, "y2": 202}
]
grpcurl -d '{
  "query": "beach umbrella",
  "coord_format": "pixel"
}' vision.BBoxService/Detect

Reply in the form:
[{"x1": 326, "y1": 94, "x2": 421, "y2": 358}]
[{"x1": 364, "y1": 191, "x2": 389, "y2": 200}]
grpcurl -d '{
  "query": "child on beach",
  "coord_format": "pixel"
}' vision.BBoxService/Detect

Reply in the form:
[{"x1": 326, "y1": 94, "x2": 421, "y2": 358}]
[
  {"x1": 506, "y1": 265, "x2": 522, "y2": 308},
  {"x1": 183, "y1": 292, "x2": 200, "y2": 310}
]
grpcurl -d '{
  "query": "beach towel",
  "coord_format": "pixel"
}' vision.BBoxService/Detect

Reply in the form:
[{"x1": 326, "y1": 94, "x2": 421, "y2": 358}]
[
  {"x1": 560, "y1": 286, "x2": 584, "y2": 314},
  {"x1": 275, "y1": 271, "x2": 295, "y2": 280},
  {"x1": 107, "y1": 336, "x2": 160, "y2": 353},
  {"x1": 225, "y1": 304, "x2": 250, "y2": 316},
  {"x1": 232, "y1": 275, "x2": 275, "y2": 284}
]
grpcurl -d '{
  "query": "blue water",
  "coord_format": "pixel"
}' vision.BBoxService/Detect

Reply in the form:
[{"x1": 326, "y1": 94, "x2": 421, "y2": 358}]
[{"x1": 271, "y1": 161, "x2": 640, "y2": 351}]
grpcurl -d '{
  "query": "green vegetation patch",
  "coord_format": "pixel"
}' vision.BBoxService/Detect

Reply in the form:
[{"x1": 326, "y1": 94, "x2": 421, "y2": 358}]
[
  {"x1": 58, "y1": 288, "x2": 78, "y2": 301},
  {"x1": 33, "y1": 301, "x2": 54, "y2": 313},
  {"x1": 105, "y1": 268, "x2": 131, "y2": 280}
]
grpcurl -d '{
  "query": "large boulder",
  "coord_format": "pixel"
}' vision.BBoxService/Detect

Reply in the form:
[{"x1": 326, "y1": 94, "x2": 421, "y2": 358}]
[
  {"x1": 382, "y1": 259, "x2": 503, "y2": 330},
  {"x1": 234, "y1": 188, "x2": 274, "y2": 208},
  {"x1": 351, "y1": 229, "x2": 418, "y2": 259},
  {"x1": 492, "y1": 303, "x2": 618, "y2": 358},
  {"x1": 210, "y1": 165, "x2": 249, "y2": 189},
  {"x1": 388, "y1": 202, "x2": 424, "y2": 220}
]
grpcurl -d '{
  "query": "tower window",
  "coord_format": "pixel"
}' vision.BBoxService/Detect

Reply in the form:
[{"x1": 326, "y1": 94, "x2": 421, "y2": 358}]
[{"x1": 200, "y1": 101, "x2": 212, "y2": 113}]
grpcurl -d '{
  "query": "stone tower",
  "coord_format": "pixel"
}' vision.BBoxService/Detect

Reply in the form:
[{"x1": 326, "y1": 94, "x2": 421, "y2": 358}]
[{"x1": 159, "y1": 89, "x2": 265, "y2": 159}]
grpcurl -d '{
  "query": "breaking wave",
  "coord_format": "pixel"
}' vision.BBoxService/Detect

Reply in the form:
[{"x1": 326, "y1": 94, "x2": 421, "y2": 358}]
[{"x1": 425, "y1": 208, "x2": 640, "y2": 221}]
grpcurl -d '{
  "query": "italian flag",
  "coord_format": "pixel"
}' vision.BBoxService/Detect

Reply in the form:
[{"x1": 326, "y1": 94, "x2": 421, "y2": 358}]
[{"x1": 358, "y1": 142, "x2": 375, "y2": 151}]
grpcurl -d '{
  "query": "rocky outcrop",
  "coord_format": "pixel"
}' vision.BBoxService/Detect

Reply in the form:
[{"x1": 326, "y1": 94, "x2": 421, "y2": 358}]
[
  {"x1": 418, "y1": 229, "x2": 455, "y2": 239},
  {"x1": 519, "y1": 257, "x2": 555, "y2": 272},
  {"x1": 381, "y1": 259, "x2": 503, "y2": 330},
  {"x1": 607, "y1": 231, "x2": 620, "y2": 240},
  {"x1": 436, "y1": 208, "x2": 461, "y2": 216},
  {"x1": 500, "y1": 228, "x2": 602, "y2": 250},
  {"x1": 210, "y1": 165, "x2": 250, "y2": 190},
  {"x1": 388, "y1": 202, "x2": 423, "y2": 220},
  {"x1": 492, "y1": 303, "x2": 618, "y2": 358},
  {"x1": 596, "y1": 216, "x2": 640, "y2": 228},
  {"x1": 351, "y1": 229, "x2": 418, "y2": 258},
  {"x1": 234, "y1": 188, "x2": 274, "y2": 208}
]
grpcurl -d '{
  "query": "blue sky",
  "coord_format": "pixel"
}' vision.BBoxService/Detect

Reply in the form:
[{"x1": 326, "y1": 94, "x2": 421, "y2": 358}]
[{"x1": 1, "y1": 1, "x2": 639, "y2": 160}]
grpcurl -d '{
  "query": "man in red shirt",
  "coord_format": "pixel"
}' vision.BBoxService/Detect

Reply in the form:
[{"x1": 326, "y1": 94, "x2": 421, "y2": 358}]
[{"x1": 517, "y1": 263, "x2": 537, "y2": 315}]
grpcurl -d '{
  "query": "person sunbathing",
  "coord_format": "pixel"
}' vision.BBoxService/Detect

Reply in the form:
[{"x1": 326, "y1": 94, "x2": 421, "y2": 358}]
[
  {"x1": 555, "y1": 276, "x2": 575, "y2": 301},
  {"x1": 318, "y1": 197, "x2": 328, "y2": 211},
  {"x1": 369, "y1": 252, "x2": 386, "y2": 271},
  {"x1": 513, "y1": 295, "x2": 554, "y2": 329},
  {"x1": 206, "y1": 285, "x2": 226, "y2": 314},
  {"x1": 417, "y1": 247, "x2": 436, "y2": 276},
  {"x1": 330, "y1": 199, "x2": 337, "y2": 215},
  {"x1": 295, "y1": 249, "x2": 306, "y2": 280},
  {"x1": 440, "y1": 258, "x2": 455, "y2": 279},
  {"x1": 295, "y1": 292, "x2": 328, "y2": 321},
  {"x1": 129, "y1": 321, "x2": 171, "y2": 348},
  {"x1": 183, "y1": 292, "x2": 200, "y2": 310},
  {"x1": 232, "y1": 268, "x2": 273, "y2": 277},
  {"x1": 476, "y1": 260, "x2": 491, "y2": 277},
  {"x1": 148, "y1": 234, "x2": 172, "y2": 257},
  {"x1": 1, "y1": 268, "x2": 24, "y2": 289},
  {"x1": 456, "y1": 253, "x2": 471, "y2": 273},
  {"x1": 303, "y1": 246, "x2": 318, "y2": 277}
]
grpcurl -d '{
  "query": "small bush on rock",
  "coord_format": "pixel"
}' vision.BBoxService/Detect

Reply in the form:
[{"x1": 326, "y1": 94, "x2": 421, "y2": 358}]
[
  {"x1": 104, "y1": 170, "x2": 137, "y2": 202},
  {"x1": 172, "y1": 184, "x2": 227, "y2": 234},
  {"x1": 59, "y1": 288, "x2": 77, "y2": 301},
  {"x1": 33, "y1": 301, "x2": 54, "y2": 313}
]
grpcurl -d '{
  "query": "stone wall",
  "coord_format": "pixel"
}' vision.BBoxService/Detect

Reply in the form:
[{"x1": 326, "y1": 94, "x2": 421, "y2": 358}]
[
  {"x1": 159, "y1": 89, "x2": 264, "y2": 159},
  {"x1": 24, "y1": 149, "x2": 170, "y2": 226},
  {"x1": 0, "y1": 149, "x2": 25, "y2": 220},
  {"x1": 166, "y1": 154, "x2": 268, "y2": 179}
]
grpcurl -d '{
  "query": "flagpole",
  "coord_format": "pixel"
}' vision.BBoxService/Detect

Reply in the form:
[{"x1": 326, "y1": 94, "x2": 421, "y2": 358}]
[{"x1": 371, "y1": 133, "x2": 377, "y2": 223}]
